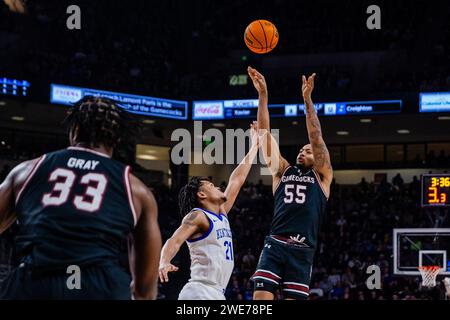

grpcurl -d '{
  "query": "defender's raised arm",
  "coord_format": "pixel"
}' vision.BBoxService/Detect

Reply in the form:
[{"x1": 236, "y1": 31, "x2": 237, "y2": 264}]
[
  {"x1": 221, "y1": 122, "x2": 259, "y2": 214},
  {"x1": 248, "y1": 67, "x2": 270, "y2": 131}
]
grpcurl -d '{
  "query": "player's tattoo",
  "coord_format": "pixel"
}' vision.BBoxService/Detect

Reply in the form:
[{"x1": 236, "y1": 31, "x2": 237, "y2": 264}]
[
  {"x1": 183, "y1": 210, "x2": 199, "y2": 226},
  {"x1": 305, "y1": 100, "x2": 332, "y2": 171},
  {"x1": 312, "y1": 139, "x2": 331, "y2": 170}
]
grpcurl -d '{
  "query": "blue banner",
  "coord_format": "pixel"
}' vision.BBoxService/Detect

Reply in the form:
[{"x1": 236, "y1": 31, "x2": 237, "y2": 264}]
[{"x1": 51, "y1": 84, "x2": 188, "y2": 120}]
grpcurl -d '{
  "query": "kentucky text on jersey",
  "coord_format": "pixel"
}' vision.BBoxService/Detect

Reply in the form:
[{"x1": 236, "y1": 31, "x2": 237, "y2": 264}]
[
  {"x1": 216, "y1": 228, "x2": 232, "y2": 240},
  {"x1": 281, "y1": 175, "x2": 315, "y2": 184}
]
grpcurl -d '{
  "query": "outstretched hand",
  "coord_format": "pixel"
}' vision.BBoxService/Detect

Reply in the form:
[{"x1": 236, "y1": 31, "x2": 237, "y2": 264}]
[
  {"x1": 302, "y1": 73, "x2": 316, "y2": 101},
  {"x1": 159, "y1": 262, "x2": 179, "y2": 283},
  {"x1": 247, "y1": 66, "x2": 267, "y2": 96}
]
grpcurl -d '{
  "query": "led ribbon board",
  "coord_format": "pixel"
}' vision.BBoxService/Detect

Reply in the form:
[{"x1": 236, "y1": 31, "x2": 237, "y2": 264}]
[
  {"x1": 192, "y1": 99, "x2": 402, "y2": 120},
  {"x1": 51, "y1": 84, "x2": 188, "y2": 120},
  {"x1": 420, "y1": 92, "x2": 450, "y2": 113}
]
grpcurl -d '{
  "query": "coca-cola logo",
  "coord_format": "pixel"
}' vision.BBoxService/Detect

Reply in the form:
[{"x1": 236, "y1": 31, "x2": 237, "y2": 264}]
[{"x1": 194, "y1": 103, "x2": 223, "y2": 119}]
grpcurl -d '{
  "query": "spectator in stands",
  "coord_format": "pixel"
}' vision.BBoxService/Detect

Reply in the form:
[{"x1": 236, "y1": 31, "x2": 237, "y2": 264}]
[
  {"x1": 436, "y1": 150, "x2": 447, "y2": 167},
  {"x1": 392, "y1": 173, "x2": 404, "y2": 189},
  {"x1": 310, "y1": 282, "x2": 324, "y2": 298},
  {"x1": 426, "y1": 151, "x2": 437, "y2": 167},
  {"x1": 241, "y1": 248, "x2": 256, "y2": 274}
]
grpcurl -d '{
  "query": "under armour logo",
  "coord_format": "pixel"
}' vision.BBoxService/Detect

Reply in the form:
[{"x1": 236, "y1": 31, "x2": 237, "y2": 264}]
[
  {"x1": 264, "y1": 244, "x2": 271, "y2": 249},
  {"x1": 290, "y1": 234, "x2": 306, "y2": 244},
  {"x1": 256, "y1": 283, "x2": 264, "y2": 288}
]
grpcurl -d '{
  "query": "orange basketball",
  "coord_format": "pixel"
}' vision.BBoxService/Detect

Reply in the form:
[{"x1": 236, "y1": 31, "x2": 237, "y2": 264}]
[{"x1": 244, "y1": 20, "x2": 279, "y2": 54}]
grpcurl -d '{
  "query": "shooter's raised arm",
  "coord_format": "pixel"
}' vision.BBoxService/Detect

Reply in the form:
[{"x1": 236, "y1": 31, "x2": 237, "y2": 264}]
[
  {"x1": 301, "y1": 73, "x2": 333, "y2": 194},
  {"x1": 248, "y1": 67, "x2": 289, "y2": 188}
]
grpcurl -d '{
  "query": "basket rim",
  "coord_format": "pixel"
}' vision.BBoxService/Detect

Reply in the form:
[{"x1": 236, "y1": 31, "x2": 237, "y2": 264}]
[{"x1": 418, "y1": 265, "x2": 443, "y2": 271}]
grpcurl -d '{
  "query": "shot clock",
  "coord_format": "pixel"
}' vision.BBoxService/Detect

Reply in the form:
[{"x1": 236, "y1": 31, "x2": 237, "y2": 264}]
[{"x1": 421, "y1": 174, "x2": 450, "y2": 207}]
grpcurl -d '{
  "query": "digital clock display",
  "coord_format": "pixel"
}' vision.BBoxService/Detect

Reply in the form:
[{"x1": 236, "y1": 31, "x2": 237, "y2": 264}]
[{"x1": 421, "y1": 174, "x2": 450, "y2": 207}]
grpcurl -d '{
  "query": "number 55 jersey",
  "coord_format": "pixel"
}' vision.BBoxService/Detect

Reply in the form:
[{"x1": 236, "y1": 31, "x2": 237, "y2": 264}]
[{"x1": 271, "y1": 165, "x2": 328, "y2": 250}]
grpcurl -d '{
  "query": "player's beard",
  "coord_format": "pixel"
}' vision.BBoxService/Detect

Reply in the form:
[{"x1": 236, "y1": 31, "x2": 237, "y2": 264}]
[
  {"x1": 296, "y1": 161, "x2": 305, "y2": 169},
  {"x1": 296, "y1": 162, "x2": 314, "y2": 170}
]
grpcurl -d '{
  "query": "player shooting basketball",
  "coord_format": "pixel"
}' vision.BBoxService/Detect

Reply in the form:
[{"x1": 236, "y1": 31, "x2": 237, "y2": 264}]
[
  {"x1": 247, "y1": 67, "x2": 332, "y2": 300},
  {"x1": 158, "y1": 122, "x2": 259, "y2": 300},
  {"x1": 0, "y1": 96, "x2": 162, "y2": 299}
]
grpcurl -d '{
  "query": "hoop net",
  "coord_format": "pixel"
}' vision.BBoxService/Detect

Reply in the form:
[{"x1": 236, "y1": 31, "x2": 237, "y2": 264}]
[{"x1": 418, "y1": 266, "x2": 442, "y2": 287}]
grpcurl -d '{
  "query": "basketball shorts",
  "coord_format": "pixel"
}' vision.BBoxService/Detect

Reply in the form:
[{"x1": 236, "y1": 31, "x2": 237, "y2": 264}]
[
  {"x1": 251, "y1": 236, "x2": 315, "y2": 300},
  {"x1": 178, "y1": 281, "x2": 225, "y2": 300},
  {"x1": 0, "y1": 261, "x2": 132, "y2": 300}
]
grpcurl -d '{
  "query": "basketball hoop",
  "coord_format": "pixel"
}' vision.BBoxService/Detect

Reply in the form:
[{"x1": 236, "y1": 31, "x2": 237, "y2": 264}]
[{"x1": 418, "y1": 266, "x2": 442, "y2": 287}]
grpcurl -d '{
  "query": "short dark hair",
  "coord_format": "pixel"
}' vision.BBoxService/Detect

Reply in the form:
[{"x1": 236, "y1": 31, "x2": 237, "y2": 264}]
[
  {"x1": 64, "y1": 96, "x2": 140, "y2": 161},
  {"x1": 178, "y1": 176, "x2": 210, "y2": 217}
]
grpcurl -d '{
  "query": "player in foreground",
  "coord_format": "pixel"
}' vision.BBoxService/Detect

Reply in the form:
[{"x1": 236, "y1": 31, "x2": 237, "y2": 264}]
[
  {"x1": 0, "y1": 96, "x2": 161, "y2": 299},
  {"x1": 247, "y1": 67, "x2": 333, "y2": 300},
  {"x1": 159, "y1": 122, "x2": 260, "y2": 300}
]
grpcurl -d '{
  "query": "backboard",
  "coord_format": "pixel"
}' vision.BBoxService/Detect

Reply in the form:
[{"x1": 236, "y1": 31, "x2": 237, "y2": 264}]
[{"x1": 393, "y1": 228, "x2": 450, "y2": 276}]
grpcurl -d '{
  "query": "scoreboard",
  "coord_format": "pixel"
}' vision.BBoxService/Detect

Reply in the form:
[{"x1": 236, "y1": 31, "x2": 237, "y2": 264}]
[
  {"x1": 192, "y1": 99, "x2": 402, "y2": 120},
  {"x1": 421, "y1": 174, "x2": 450, "y2": 207},
  {"x1": 1, "y1": 77, "x2": 30, "y2": 97}
]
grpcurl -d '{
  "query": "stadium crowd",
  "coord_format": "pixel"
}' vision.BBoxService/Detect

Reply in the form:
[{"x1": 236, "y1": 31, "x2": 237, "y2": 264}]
[
  {"x1": 1, "y1": 1, "x2": 449, "y2": 102},
  {"x1": 1, "y1": 151, "x2": 449, "y2": 300},
  {"x1": 217, "y1": 174, "x2": 449, "y2": 300}
]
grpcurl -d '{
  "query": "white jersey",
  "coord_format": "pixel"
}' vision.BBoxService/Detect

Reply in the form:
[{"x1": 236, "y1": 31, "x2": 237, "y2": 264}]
[{"x1": 180, "y1": 208, "x2": 234, "y2": 298}]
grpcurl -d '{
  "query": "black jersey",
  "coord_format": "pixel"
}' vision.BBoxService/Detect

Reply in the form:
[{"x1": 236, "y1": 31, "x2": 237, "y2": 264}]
[
  {"x1": 270, "y1": 165, "x2": 327, "y2": 249},
  {"x1": 14, "y1": 146, "x2": 136, "y2": 270}
]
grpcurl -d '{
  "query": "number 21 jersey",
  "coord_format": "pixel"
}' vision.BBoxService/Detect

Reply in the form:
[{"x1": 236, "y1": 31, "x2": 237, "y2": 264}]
[{"x1": 185, "y1": 208, "x2": 234, "y2": 291}]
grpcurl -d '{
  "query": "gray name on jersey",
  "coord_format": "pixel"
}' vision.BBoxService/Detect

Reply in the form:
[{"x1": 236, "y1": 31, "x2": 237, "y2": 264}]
[{"x1": 67, "y1": 157, "x2": 100, "y2": 170}]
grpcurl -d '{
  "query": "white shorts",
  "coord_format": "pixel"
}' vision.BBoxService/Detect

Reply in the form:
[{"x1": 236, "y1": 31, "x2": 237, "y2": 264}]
[{"x1": 178, "y1": 281, "x2": 225, "y2": 300}]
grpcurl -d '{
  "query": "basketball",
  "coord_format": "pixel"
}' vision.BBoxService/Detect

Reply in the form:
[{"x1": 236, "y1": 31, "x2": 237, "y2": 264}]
[
  {"x1": 3, "y1": 0, "x2": 27, "y2": 13},
  {"x1": 244, "y1": 19, "x2": 279, "y2": 54}
]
